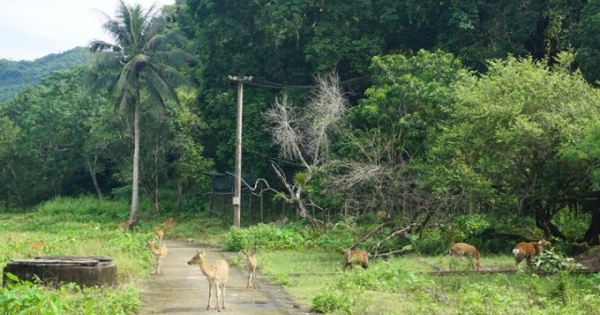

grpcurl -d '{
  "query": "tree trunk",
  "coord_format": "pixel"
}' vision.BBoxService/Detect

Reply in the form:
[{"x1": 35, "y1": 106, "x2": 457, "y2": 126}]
[
  {"x1": 535, "y1": 211, "x2": 568, "y2": 241},
  {"x1": 129, "y1": 88, "x2": 141, "y2": 224},
  {"x1": 582, "y1": 209, "x2": 600, "y2": 246},
  {"x1": 176, "y1": 182, "x2": 183, "y2": 218},
  {"x1": 87, "y1": 155, "x2": 103, "y2": 199}
]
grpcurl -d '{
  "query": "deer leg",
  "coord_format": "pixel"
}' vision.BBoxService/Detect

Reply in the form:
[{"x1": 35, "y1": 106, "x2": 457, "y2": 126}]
[
  {"x1": 221, "y1": 282, "x2": 226, "y2": 309},
  {"x1": 206, "y1": 282, "x2": 213, "y2": 310}
]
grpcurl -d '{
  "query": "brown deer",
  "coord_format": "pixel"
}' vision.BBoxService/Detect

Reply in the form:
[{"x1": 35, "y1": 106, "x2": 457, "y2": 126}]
[
  {"x1": 343, "y1": 248, "x2": 369, "y2": 271},
  {"x1": 146, "y1": 240, "x2": 168, "y2": 275},
  {"x1": 121, "y1": 219, "x2": 132, "y2": 232},
  {"x1": 30, "y1": 238, "x2": 45, "y2": 252},
  {"x1": 161, "y1": 217, "x2": 175, "y2": 235},
  {"x1": 448, "y1": 242, "x2": 481, "y2": 271},
  {"x1": 153, "y1": 227, "x2": 164, "y2": 243},
  {"x1": 513, "y1": 239, "x2": 551, "y2": 268},
  {"x1": 244, "y1": 251, "x2": 258, "y2": 289},
  {"x1": 187, "y1": 250, "x2": 229, "y2": 312}
]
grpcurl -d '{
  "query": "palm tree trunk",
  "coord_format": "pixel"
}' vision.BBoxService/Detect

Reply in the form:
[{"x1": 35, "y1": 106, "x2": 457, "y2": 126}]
[{"x1": 129, "y1": 87, "x2": 141, "y2": 223}]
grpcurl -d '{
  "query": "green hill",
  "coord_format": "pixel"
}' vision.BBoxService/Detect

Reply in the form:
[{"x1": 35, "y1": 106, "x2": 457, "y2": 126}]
[{"x1": 0, "y1": 47, "x2": 91, "y2": 103}]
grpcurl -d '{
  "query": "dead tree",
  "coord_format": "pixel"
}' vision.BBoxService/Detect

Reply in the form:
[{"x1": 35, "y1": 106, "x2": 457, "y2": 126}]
[{"x1": 263, "y1": 71, "x2": 348, "y2": 230}]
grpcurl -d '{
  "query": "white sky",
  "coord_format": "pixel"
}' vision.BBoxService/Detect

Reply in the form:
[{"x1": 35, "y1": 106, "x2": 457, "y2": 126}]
[{"x1": 0, "y1": 0, "x2": 175, "y2": 61}]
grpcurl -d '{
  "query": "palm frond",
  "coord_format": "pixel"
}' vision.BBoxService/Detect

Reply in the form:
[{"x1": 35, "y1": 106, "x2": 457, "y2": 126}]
[{"x1": 152, "y1": 50, "x2": 198, "y2": 68}]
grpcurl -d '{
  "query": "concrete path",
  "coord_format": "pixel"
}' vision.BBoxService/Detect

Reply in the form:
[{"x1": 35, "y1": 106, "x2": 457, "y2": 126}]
[{"x1": 140, "y1": 240, "x2": 313, "y2": 315}]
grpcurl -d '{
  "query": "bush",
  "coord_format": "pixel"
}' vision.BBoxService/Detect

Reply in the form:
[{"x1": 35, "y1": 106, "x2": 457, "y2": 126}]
[{"x1": 222, "y1": 224, "x2": 307, "y2": 251}]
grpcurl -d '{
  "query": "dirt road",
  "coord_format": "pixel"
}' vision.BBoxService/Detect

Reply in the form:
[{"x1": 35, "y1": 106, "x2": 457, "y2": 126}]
[{"x1": 140, "y1": 240, "x2": 313, "y2": 315}]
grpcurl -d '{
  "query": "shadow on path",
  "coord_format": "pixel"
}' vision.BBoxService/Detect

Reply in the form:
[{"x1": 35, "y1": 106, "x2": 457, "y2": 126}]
[{"x1": 140, "y1": 240, "x2": 313, "y2": 314}]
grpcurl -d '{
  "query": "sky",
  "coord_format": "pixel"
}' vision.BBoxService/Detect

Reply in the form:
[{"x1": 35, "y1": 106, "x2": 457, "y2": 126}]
[{"x1": 0, "y1": 0, "x2": 175, "y2": 61}]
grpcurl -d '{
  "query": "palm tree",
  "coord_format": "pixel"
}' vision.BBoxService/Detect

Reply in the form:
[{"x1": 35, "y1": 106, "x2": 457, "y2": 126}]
[{"x1": 87, "y1": 0, "x2": 196, "y2": 224}]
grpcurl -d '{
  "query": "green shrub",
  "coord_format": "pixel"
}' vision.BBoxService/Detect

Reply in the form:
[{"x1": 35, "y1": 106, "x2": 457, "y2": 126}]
[
  {"x1": 223, "y1": 224, "x2": 307, "y2": 251},
  {"x1": 312, "y1": 280, "x2": 360, "y2": 315},
  {"x1": 533, "y1": 249, "x2": 584, "y2": 272}
]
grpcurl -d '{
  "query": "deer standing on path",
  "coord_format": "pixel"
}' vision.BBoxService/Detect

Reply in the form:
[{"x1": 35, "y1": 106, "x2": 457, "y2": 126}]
[
  {"x1": 244, "y1": 251, "x2": 257, "y2": 289},
  {"x1": 146, "y1": 240, "x2": 168, "y2": 275},
  {"x1": 187, "y1": 250, "x2": 229, "y2": 312}
]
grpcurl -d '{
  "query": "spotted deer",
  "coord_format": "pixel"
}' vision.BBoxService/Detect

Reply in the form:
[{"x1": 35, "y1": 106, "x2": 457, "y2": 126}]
[
  {"x1": 187, "y1": 250, "x2": 229, "y2": 312},
  {"x1": 30, "y1": 238, "x2": 45, "y2": 252},
  {"x1": 244, "y1": 250, "x2": 257, "y2": 289},
  {"x1": 343, "y1": 248, "x2": 369, "y2": 271},
  {"x1": 146, "y1": 240, "x2": 168, "y2": 275},
  {"x1": 121, "y1": 219, "x2": 132, "y2": 232},
  {"x1": 161, "y1": 217, "x2": 175, "y2": 235},
  {"x1": 513, "y1": 239, "x2": 551, "y2": 269},
  {"x1": 448, "y1": 242, "x2": 481, "y2": 271},
  {"x1": 153, "y1": 227, "x2": 164, "y2": 243}
]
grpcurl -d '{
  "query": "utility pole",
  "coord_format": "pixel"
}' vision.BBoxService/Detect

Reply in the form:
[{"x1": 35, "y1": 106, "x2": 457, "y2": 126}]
[{"x1": 229, "y1": 75, "x2": 252, "y2": 228}]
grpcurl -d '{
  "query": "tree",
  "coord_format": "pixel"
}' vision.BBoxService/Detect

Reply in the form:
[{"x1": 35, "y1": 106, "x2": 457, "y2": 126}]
[
  {"x1": 428, "y1": 53, "x2": 600, "y2": 240},
  {"x1": 87, "y1": 0, "x2": 196, "y2": 223},
  {"x1": 316, "y1": 51, "x2": 468, "y2": 221},
  {"x1": 263, "y1": 71, "x2": 348, "y2": 230}
]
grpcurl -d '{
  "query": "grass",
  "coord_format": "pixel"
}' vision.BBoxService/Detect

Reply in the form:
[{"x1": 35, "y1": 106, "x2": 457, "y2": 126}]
[
  {"x1": 0, "y1": 196, "x2": 230, "y2": 314},
  {"x1": 257, "y1": 249, "x2": 600, "y2": 315}
]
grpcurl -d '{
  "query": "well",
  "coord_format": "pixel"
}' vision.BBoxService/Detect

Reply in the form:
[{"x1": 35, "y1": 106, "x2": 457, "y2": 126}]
[{"x1": 2, "y1": 255, "x2": 117, "y2": 287}]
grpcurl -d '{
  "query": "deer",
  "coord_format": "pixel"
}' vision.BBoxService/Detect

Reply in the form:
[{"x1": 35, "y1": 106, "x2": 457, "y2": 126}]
[
  {"x1": 269, "y1": 215, "x2": 289, "y2": 227},
  {"x1": 146, "y1": 240, "x2": 168, "y2": 275},
  {"x1": 244, "y1": 250, "x2": 257, "y2": 289},
  {"x1": 30, "y1": 238, "x2": 45, "y2": 252},
  {"x1": 343, "y1": 248, "x2": 369, "y2": 271},
  {"x1": 187, "y1": 250, "x2": 229, "y2": 312},
  {"x1": 121, "y1": 219, "x2": 132, "y2": 232},
  {"x1": 448, "y1": 242, "x2": 481, "y2": 271},
  {"x1": 512, "y1": 239, "x2": 551, "y2": 269},
  {"x1": 153, "y1": 227, "x2": 164, "y2": 243},
  {"x1": 162, "y1": 217, "x2": 175, "y2": 235}
]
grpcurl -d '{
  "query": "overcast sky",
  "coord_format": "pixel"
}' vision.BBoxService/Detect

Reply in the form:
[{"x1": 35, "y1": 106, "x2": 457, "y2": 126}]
[{"x1": 0, "y1": 0, "x2": 175, "y2": 61}]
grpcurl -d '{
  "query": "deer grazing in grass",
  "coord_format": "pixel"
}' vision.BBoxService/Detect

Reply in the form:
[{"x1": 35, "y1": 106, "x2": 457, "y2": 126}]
[
  {"x1": 343, "y1": 248, "x2": 369, "y2": 271},
  {"x1": 146, "y1": 240, "x2": 168, "y2": 275},
  {"x1": 30, "y1": 238, "x2": 45, "y2": 253},
  {"x1": 512, "y1": 239, "x2": 551, "y2": 269},
  {"x1": 244, "y1": 250, "x2": 257, "y2": 289},
  {"x1": 153, "y1": 227, "x2": 164, "y2": 243},
  {"x1": 448, "y1": 242, "x2": 481, "y2": 271},
  {"x1": 121, "y1": 219, "x2": 132, "y2": 232},
  {"x1": 161, "y1": 217, "x2": 175, "y2": 235},
  {"x1": 187, "y1": 250, "x2": 229, "y2": 312}
]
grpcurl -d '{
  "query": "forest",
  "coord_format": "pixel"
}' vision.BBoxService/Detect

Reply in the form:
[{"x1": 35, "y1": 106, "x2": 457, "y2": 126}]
[
  {"x1": 2, "y1": 0, "x2": 600, "y2": 251},
  {"x1": 0, "y1": 47, "x2": 90, "y2": 102}
]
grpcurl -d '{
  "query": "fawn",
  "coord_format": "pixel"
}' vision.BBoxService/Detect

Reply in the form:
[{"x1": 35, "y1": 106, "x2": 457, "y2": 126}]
[
  {"x1": 187, "y1": 250, "x2": 229, "y2": 312},
  {"x1": 30, "y1": 238, "x2": 45, "y2": 252},
  {"x1": 244, "y1": 251, "x2": 258, "y2": 289},
  {"x1": 146, "y1": 240, "x2": 168, "y2": 275},
  {"x1": 121, "y1": 219, "x2": 132, "y2": 232},
  {"x1": 162, "y1": 217, "x2": 175, "y2": 235},
  {"x1": 153, "y1": 227, "x2": 164, "y2": 243},
  {"x1": 448, "y1": 242, "x2": 481, "y2": 271},
  {"x1": 513, "y1": 239, "x2": 551, "y2": 269},
  {"x1": 343, "y1": 248, "x2": 369, "y2": 271}
]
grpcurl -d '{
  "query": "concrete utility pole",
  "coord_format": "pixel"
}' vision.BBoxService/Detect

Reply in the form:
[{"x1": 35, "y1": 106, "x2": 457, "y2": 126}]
[{"x1": 229, "y1": 75, "x2": 252, "y2": 228}]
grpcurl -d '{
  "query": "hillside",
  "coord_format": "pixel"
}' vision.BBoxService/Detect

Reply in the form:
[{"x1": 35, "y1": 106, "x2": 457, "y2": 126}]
[{"x1": 0, "y1": 47, "x2": 90, "y2": 103}]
